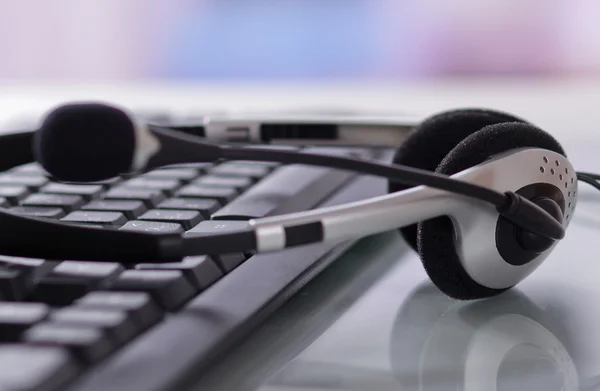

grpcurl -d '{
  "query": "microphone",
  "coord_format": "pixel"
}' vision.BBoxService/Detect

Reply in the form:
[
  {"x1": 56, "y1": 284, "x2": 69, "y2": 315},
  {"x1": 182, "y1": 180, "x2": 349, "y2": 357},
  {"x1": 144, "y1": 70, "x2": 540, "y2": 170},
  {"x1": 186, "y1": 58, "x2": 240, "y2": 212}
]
[
  {"x1": 34, "y1": 102, "x2": 222, "y2": 182},
  {"x1": 33, "y1": 102, "x2": 565, "y2": 243}
]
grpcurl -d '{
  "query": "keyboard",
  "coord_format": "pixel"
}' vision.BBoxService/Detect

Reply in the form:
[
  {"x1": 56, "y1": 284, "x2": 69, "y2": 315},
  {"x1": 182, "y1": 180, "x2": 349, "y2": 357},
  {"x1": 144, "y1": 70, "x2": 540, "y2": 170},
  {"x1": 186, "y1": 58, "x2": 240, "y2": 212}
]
[{"x1": 0, "y1": 136, "x2": 395, "y2": 391}]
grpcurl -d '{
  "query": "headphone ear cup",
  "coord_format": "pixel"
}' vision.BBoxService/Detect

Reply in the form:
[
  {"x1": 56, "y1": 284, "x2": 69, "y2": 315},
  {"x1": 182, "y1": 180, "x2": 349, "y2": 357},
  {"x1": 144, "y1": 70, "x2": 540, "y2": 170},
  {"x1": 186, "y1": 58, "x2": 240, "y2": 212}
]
[
  {"x1": 416, "y1": 121, "x2": 565, "y2": 300},
  {"x1": 390, "y1": 108, "x2": 525, "y2": 251}
]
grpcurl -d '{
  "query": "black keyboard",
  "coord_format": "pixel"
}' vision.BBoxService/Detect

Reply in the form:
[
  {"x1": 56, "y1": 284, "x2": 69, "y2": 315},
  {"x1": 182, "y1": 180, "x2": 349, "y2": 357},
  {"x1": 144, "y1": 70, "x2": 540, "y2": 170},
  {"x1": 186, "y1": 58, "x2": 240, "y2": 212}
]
[{"x1": 0, "y1": 141, "x2": 395, "y2": 391}]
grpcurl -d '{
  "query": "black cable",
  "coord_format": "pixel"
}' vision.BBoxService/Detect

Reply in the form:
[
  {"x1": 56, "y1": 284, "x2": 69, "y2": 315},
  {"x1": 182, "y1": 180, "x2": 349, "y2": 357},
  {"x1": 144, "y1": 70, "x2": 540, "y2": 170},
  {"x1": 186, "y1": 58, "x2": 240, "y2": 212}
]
[
  {"x1": 577, "y1": 172, "x2": 600, "y2": 191},
  {"x1": 222, "y1": 147, "x2": 509, "y2": 208},
  {"x1": 221, "y1": 147, "x2": 565, "y2": 241},
  {"x1": 577, "y1": 171, "x2": 600, "y2": 181}
]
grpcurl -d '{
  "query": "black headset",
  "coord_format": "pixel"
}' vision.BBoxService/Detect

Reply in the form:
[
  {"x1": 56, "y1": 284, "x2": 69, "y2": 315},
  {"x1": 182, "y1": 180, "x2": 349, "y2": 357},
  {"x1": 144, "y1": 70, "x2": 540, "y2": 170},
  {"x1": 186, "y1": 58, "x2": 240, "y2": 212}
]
[{"x1": 0, "y1": 102, "x2": 598, "y2": 300}]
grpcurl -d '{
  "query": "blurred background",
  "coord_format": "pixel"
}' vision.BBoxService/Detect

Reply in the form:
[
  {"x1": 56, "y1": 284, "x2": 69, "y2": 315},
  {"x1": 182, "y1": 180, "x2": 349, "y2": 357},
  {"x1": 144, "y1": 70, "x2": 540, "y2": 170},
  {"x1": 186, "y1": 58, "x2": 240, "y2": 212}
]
[{"x1": 0, "y1": 0, "x2": 599, "y2": 82}]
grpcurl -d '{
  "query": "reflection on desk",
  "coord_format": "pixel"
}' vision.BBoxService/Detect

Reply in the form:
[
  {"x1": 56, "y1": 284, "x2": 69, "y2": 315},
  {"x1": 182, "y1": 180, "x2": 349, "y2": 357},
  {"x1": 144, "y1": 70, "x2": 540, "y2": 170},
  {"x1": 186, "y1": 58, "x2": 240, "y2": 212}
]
[
  {"x1": 391, "y1": 285, "x2": 579, "y2": 391},
  {"x1": 266, "y1": 285, "x2": 589, "y2": 391}
]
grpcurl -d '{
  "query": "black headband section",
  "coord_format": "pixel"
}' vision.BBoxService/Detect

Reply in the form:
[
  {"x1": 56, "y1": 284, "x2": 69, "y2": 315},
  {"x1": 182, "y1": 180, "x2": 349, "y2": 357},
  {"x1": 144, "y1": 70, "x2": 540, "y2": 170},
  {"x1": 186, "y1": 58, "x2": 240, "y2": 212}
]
[{"x1": 0, "y1": 208, "x2": 186, "y2": 263}]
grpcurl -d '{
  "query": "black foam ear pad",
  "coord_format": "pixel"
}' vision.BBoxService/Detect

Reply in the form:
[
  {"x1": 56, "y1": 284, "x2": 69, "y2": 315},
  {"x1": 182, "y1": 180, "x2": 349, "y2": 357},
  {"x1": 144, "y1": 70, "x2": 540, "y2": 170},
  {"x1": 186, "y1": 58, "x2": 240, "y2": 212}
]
[
  {"x1": 390, "y1": 108, "x2": 526, "y2": 251},
  {"x1": 416, "y1": 121, "x2": 565, "y2": 300}
]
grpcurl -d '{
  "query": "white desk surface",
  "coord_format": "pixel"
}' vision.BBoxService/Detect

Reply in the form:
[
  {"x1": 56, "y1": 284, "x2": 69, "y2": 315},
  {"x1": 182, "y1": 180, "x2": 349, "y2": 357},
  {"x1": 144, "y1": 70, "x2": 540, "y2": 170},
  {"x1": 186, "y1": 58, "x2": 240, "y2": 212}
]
[{"x1": 1, "y1": 77, "x2": 599, "y2": 390}]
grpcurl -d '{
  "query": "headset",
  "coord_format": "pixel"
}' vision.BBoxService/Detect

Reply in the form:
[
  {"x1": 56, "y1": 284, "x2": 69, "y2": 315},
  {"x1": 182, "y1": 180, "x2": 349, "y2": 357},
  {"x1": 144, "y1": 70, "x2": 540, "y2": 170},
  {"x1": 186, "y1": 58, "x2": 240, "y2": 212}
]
[{"x1": 0, "y1": 102, "x2": 598, "y2": 301}]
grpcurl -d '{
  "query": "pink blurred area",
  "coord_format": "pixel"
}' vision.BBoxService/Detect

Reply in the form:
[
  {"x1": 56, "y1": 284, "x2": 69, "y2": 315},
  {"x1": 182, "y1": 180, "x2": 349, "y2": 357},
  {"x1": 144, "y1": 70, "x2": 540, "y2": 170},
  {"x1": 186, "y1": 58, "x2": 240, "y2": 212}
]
[{"x1": 0, "y1": 0, "x2": 598, "y2": 81}]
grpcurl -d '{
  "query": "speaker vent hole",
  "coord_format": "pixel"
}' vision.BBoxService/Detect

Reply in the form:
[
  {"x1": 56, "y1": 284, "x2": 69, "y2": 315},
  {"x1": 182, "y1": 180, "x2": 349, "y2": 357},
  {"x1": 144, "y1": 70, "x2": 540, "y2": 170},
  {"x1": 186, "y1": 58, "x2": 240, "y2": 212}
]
[{"x1": 540, "y1": 166, "x2": 545, "y2": 173}]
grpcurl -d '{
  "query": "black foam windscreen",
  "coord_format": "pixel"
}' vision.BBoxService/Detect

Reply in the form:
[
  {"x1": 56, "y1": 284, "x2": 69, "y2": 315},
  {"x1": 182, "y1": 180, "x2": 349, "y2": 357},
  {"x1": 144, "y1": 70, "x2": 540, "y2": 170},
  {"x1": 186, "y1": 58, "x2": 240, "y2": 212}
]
[
  {"x1": 389, "y1": 108, "x2": 526, "y2": 251},
  {"x1": 34, "y1": 103, "x2": 136, "y2": 182},
  {"x1": 416, "y1": 121, "x2": 565, "y2": 300}
]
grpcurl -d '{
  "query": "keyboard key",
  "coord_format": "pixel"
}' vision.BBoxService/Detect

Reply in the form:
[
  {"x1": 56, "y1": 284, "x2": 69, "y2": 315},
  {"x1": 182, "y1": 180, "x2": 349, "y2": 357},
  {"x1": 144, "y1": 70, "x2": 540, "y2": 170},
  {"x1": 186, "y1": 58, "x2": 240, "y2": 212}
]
[
  {"x1": 186, "y1": 221, "x2": 251, "y2": 271},
  {"x1": 156, "y1": 198, "x2": 220, "y2": 218},
  {"x1": 61, "y1": 211, "x2": 127, "y2": 228},
  {"x1": 87, "y1": 177, "x2": 122, "y2": 188},
  {"x1": 211, "y1": 149, "x2": 359, "y2": 220},
  {"x1": 103, "y1": 187, "x2": 166, "y2": 208},
  {"x1": 111, "y1": 270, "x2": 197, "y2": 310},
  {"x1": 122, "y1": 178, "x2": 181, "y2": 194},
  {"x1": 40, "y1": 183, "x2": 103, "y2": 200},
  {"x1": 67, "y1": 223, "x2": 106, "y2": 230},
  {"x1": 49, "y1": 307, "x2": 138, "y2": 345},
  {"x1": 58, "y1": 177, "x2": 121, "y2": 189},
  {"x1": 136, "y1": 255, "x2": 223, "y2": 290},
  {"x1": 0, "y1": 256, "x2": 57, "y2": 284},
  {"x1": 0, "y1": 302, "x2": 49, "y2": 341},
  {"x1": 24, "y1": 323, "x2": 114, "y2": 365},
  {"x1": 9, "y1": 163, "x2": 47, "y2": 176},
  {"x1": 21, "y1": 193, "x2": 84, "y2": 212},
  {"x1": 254, "y1": 144, "x2": 304, "y2": 150},
  {"x1": 0, "y1": 344, "x2": 78, "y2": 391},
  {"x1": 53, "y1": 261, "x2": 124, "y2": 280},
  {"x1": 75, "y1": 291, "x2": 162, "y2": 330},
  {"x1": 137, "y1": 209, "x2": 203, "y2": 230},
  {"x1": 0, "y1": 267, "x2": 29, "y2": 301},
  {"x1": 210, "y1": 163, "x2": 272, "y2": 179},
  {"x1": 0, "y1": 186, "x2": 30, "y2": 204},
  {"x1": 166, "y1": 162, "x2": 214, "y2": 172},
  {"x1": 177, "y1": 185, "x2": 238, "y2": 204},
  {"x1": 186, "y1": 219, "x2": 250, "y2": 234},
  {"x1": 9, "y1": 206, "x2": 65, "y2": 218},
  {"x1": 32, "y1": 261, "x2": 123, "y2": 306},
  {"x1": 119, "y1": 220, "x2": 184, "y2": 234},
  {"x1": 0, "y1": 259, "x2": 56, "y2": 302},
  {"x1": 228, "y1": 160, "x2": 280, "y2": 168},
  {"x1": 143, "y1": 168, "x2": 199, "y2": 182},
  {"x1": 213, "y1": 253, "x2": 247, "y2": 273},
  {"x1": 81, "y1": 200, "x2": 147, "y2": 219},
  {"x1": 193, "y1": 175, "x2": 252, "y2": 192},
  {"x1": 0, "y1": 174, "x2": 48, "y2": 189}
]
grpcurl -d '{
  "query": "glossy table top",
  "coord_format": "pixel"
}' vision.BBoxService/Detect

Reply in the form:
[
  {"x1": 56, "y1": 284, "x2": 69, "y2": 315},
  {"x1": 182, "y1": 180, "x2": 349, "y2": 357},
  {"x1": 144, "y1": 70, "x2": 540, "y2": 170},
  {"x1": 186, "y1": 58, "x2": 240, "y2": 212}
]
[
  {"x1": 192, "y1": 183, "x2": 600, "y2": 390},
  {"x1": 2, "y1": 78, "x2": 600, "y2": 390},
  {"x1": 182, "y1": 147, "x2": 600, "y2": 391}
]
